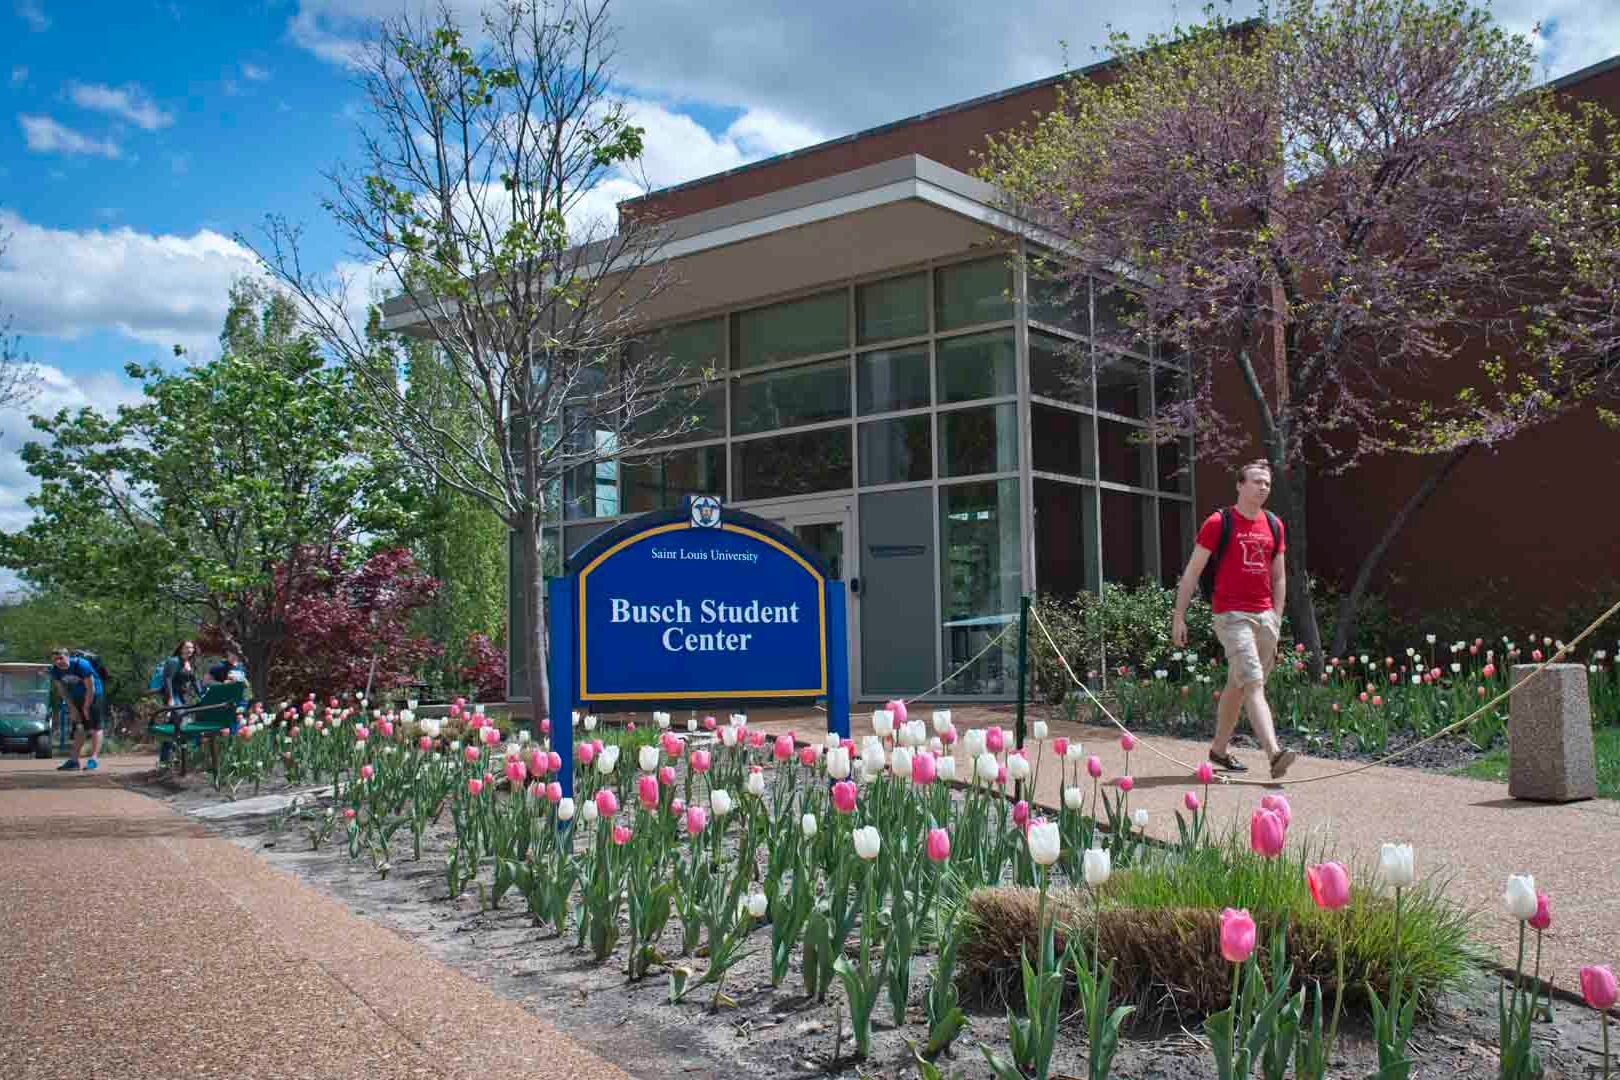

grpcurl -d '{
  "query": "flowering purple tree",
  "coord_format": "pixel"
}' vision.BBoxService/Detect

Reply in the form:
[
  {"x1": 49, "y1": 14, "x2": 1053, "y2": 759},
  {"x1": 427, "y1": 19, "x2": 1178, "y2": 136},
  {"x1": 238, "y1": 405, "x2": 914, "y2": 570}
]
[{"x1": 984, "y1": 0, "x2": 1620, "y2": 659}]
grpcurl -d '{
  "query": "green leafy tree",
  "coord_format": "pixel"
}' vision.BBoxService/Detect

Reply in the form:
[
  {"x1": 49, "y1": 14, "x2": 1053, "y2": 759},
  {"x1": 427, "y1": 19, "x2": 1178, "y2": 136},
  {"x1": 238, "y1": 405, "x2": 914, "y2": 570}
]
[
  {"x1": 0, "y1": 281, "x2": 411, "y2": 690},
  {"x1": 0, "y1": 224, "x2": 39, "y2": 416},
  {"x1": 0, "y1": 588, "x2": 184, "y2": 711}
]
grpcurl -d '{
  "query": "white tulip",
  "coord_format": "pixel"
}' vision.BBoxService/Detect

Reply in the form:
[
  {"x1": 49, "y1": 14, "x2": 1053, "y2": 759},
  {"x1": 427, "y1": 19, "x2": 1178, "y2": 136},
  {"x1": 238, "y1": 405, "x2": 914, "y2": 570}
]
[
  {"x1": 1027, "y1": 821, "x2": 1061, "y2": 866},
  {"x1": 638, "y1": 745, "x2": 659, "y2": 772},
  {"x1": 745, "y1": 892, "x2": 768, "y2": 918},
  {"x1": 801, "y1": 813, "x2": 818, "y2": 838},
  {"x1": 861, "y1": 736, "x2": 886, "y2": 775},
  {"x1": 937, "y1": 755, "x2": 957, "y2": 782},
  {"x1": 872, "y1": 708, "x2": 895, "y2": 738},
  {"x1": 581, "y1": 800, "x2": 599, "y2": 824},
  {"x1": 929, "y1": 736, "x2": 945, "y2": 755},
  {"x1": 746, "y1": 770, "x2": 765, "y2": 797},
  {"x1": 890, "y1": 746, "x2": 914, "y2": 778},
  {"x1": 1083, "y1": 846, "x2": 1112, "y2": 886},
  {"x1": 711, "y1": 789, "x2": 734, "y2": 817},
  {"x1": 557, "y1": 797, "x2": 576, "y2": 821},
  {"x1": 1377, "y1": 843, "x2": 1416, "y2": 888},
  {"x1": 963, "y1": 728, "x2": 987, "y2": 758},
  {"x1": 1032, "y1": 720, "x2": 1049, "y2": 740},
  {"x1": 1503, "y1": 874, "x2": 1539, "y2": 920},
  {"x1": 975, "y1": 751, "x2": 1000, "y2": 784},
  {"x1": 518, "y1": 730, "x2": 531, "y2": 744},
  {"x1": 596, "y1": 747, "x2": 619, "y2": 775},
  {"x1": 1065, "y1": 741, "x2": 1085, "y2": 761},
  {"x1": 825, "y1": 731, "x2": 842, "y2": 749},
  {"x1": 720, "y1": 725, "x2": 740, "y2": 748},
  {"x1": 932, "y1": 709, "x2": 953, "y2": 735},
  {"x1": 1063, "y1": 786, "x2": 1084, "y2": 810},
  {"x1": 1007, "y1": 753, "x2": 1031, "y2": 781},
  {"x1": 584, "y1": 713, "x2": 597, "y2": 731},
  {"x1": 853, "y1": 826, "x2": 882, "y2": 860},
  {"x1": 687, "y1": 716, "x2": 698, "y2": 733},
  {"x1": 653, "y1": 711, "x2": 671, "y2": 729},
  {"x1": 1131, "y1": 808, "x2": 1150, "y2": 830},
  {"x1": 355, "y1": 740, "x2": 367, "y2": 753},
  {"x1": 729, "y1": 713, "x2": 748, "y2": 727},
  {"x1": 450, "y1": 740, "x2": 462, "y2": 752},
  {"x1": 826, "y1": 747, "x2": 852, "y2": 780}
]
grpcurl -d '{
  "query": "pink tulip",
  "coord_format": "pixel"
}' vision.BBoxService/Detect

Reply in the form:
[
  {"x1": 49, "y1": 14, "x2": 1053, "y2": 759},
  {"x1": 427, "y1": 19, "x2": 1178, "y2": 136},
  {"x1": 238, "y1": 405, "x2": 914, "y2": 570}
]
[
  {"x1": 1196, "y1": 761, "x2": 1215, "y2": 785},
  {"x1": 986, "y1": 726, "x2": 1005, "y2": 753},
  {"x1": 1529, "y1": 891, "x2": 1552, "y2": 931},
  {"x1": 578, "y1": 743, "x2": 596, "y2": 766},
  {"x1": 685, "y1": 805, "x2": 709, "y2": 836},
  {"x1": 360, "y1": 764, "x2": 375, "y2": 781},
  {"x1": 670, "y1": 797, "x2": 685, "y2": 817},
  {"x1": 467, "y1": 778, "x2": 483, "y2": 796},
  {"x1": 1012, "y1": 800, "x2": 1030, "y2": 827},
  {"x1": 1184, "y1": 791, "x2": 1201, "y2": 812},
  {"x1": 356, "y1": 725, "x2": 370, "y2": 740},
  {"x1": 926, "y1": 827, "x2": 951, "y2": 862},
  {"x1": 594, "y1": 789, "x2": 619, "y2": 818},
  {"x1": 885, "y1": 698, "x2": 908, "y2": 728},
  {"x1": 1115, "y1": 775, "x2": 1134, "y2": 792},
  {"x1": 702, "y1": 715, "x2": 717, "y2": 731},
  {"x1": 527, "y1": 781, "x2": 543, "y2": 799},
  {"x1": 1219, "y1": 908, "x2": 1257, "y2": 963},
  {"x1": 1250, "y1": 808, "x2": 1287, "y2": 857},
  {"x1": 463, "y1": 746, "x2": 481, "y2": 764},
  {"x1": 612, "y1": 824, "x2": 632, "y2": 846},
  {"x1": 449, "y1": 704, "x2": 462, "y2": 719},
  {"x1": 1581, "y1": 965, "x2": 1619, "y2": 1010},
  {"x1": 379, "y1": 720, "x2": 394, "y2": 737},
  {"x1": 529, "y1": 749, "x2": 547, "y2": 776},
  {"x1": 1532, "y1": 649, "x2": 1544, "y2": 662},
  {"x1": 626, "y1": 722, "x2": 636, "y2": 733},
  {"x1": 941, "y1": 726, "x2": 957, "y2": 745},
  {"x1": 748, "y1": 730, "x2": 766, "y2": 750},
  {"x1": 1306, "y1": 862, "x2": 1352, "y2": 910},
  {"x1": 689, "y1": 749, "x2": 712, "y2": 773},
  {"x1": 799, "y1": 746, "x2": 818, "y2": 767},
  {"x1": 548, "y1": 751, "x2": 561, "y2": 772},
  {"x1": 1260, "y1": 793, "x2": 1291, "y2": 828},
  {"x1": 1483, "y1": 663, "x2": 1496, "y2": 678},
  {"x1": 545, "y1": 781, "x2": 562, "y2": 803},
  {"x1": 638, "y1": 774, "x2": 660, "y2": 810},
  {"x1": 483, "y1": 772, "x2": 494, "y2": 790},
  {"x1": 661, "y1": 732, "x2": 682, "y2": 757},
  {"x1": 911, "y1": 751, "x2": 937, "y2": 785},
  {"x1": 505, "y1": 759, "x2": 526, "y2": 785},
  {"x1": 1120, "y1": 732, "x2": 1137, "y2": 752},
  {"x1": 996, "y1": 764, "x2": 1008, "y2": 786},
  {"x1": 454, "y1": 697, "x2": 466, "y2": 708},
  {"x1": 418, "y1": 735, "x2": 433, "y2": 752},
  {"x1": 1372, "y1": 695, "x2": 1383, "y2": 706},
  {"x1": 540, "y1": 717, "x2": 551, "y2": 735},
  {"x1": 773, "y1": 734, "x2": 794, "y2": 761},
  {"x1": 659, "y1": 765, "x2": 676, "y2": 787},
  {"x1": 1087, "y1": 755, "x2": 1103, "y2": 778},
  {"x1": 832, "y1": 780, "x2": 858, "y2": 813},
  {"x1": 1052, "y1": 736, "x2": 1069, "y2": 757},
  {"x1": 344, "y1": 807, "x2": 356, "y2": 820}
]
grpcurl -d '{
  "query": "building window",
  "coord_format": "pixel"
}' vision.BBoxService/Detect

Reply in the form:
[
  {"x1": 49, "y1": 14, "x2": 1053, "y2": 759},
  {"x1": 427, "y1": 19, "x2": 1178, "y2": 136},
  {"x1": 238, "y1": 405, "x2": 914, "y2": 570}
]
[
  {"x1": 857, "y1": 272, "x2": 928, "y2": 344},
  {"x1": 621, "y1": 445, "x2": 725, "y2": 512},
  {"x1": 939, "y1": 403, "x2": 1018, "y2": 478},
  {"x1": 940, "y1": 479, "x2": 1021, "y2": 695},
  {"x1": 1029, "y1": 331, "x2": 1086, "y2": 404},
  {"x1": 731, "y1": 357, "x2": 851, "y2": 435},
  {"x1": 630, "y1": 381, "x2": 725, "y2": 443},
  {"x1": 857, "y1": 345, "x2": 931, "y2": 414},
  {"x1": 1101, "y1": 488, "x2": 1155, "y2": 586},
  {"x1": 732, "y1": 290, "x2": 848, "y2": 369},
  {"x1": 936, "y1": 329, "x2": 1016, "y2": 403},
  {"x1": 936, "y1": 257, "x2": 1014, "y2": 332},
  {"x1": 733, "y1": 427, "x2": 852, "y2": 501},
  {"x1": 1030, "y1": 404, "x2": 1093, "y2": 480},
  {"x1": 858, "y1": 415, "x2": 931, "y2": 486}
]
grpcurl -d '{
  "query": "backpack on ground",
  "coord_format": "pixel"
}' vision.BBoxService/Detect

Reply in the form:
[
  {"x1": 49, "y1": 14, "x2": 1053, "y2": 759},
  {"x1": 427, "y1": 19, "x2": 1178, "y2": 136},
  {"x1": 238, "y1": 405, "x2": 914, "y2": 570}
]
[
  {"x1": 70, "y1": 649, "x2": 113, "y2": 686},
  {"x1": 1198, "y1": 508, "x2": 1282, "y2": 602}
]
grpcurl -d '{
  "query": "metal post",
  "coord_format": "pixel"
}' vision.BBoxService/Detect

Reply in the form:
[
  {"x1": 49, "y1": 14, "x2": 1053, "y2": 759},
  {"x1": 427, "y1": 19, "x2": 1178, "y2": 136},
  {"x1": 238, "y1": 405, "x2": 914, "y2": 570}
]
[{"x1": 1014, "y1": 593, "x2": 1031, "y2": 800}]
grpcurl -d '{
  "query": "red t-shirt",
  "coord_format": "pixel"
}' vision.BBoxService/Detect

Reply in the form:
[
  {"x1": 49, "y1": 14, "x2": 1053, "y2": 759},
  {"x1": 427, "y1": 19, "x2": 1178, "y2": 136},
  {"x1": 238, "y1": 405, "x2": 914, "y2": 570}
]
[{"x1": 1196, "y1": 508, "x2": 1285, "y2": 614}]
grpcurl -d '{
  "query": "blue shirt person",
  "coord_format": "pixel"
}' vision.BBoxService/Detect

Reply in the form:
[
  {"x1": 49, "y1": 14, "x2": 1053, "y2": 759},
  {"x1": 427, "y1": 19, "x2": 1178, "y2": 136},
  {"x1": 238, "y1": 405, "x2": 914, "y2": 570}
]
[{"x1": 47, "y1": 648, "x2": 105, "y2": 771}]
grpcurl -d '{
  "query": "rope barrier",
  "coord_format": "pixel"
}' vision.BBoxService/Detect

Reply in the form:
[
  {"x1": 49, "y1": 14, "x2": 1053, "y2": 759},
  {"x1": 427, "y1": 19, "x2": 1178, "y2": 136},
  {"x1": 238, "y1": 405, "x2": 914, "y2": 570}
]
[
  {"x1": 1028, "y1": 596, "x2": 1620, "y2": 788},
  {"x1": 815, "y1": 621, "x2": 1016, "y2": 713}
]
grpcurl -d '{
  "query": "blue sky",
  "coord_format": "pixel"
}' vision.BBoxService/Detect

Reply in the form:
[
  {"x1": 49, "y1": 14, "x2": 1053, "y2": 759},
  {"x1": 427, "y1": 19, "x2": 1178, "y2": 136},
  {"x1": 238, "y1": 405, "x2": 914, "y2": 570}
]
[{"x1": 1, "y1": 0, "x2": 1616, "y2": 555}]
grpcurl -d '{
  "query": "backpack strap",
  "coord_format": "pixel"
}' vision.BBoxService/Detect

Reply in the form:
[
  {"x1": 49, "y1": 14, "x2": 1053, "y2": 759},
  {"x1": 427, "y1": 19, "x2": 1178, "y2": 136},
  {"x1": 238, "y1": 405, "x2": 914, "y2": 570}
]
[
  {"x1": 1264, "y1": 510, "x2": 1281, "y2": 550},
  {"x1": 1212, "y1": 507, "x2": 1234, "y2": 568}
]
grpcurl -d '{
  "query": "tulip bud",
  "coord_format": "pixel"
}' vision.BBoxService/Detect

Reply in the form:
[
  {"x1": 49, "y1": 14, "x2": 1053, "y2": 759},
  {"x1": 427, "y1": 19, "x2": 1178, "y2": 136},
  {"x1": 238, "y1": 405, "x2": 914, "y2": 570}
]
[
  {"x1": 975, "y1": 751, "x2": 999, "y2": 784},
  {"x1": 926, "y1": 827, "x2": 951, "y2": 862},
  {"x1": 1086, "y1": 755, "x2": 1103, "y2": 778},
  {"x1": 638, "y1": 745, "x2": 659, "y2": 772},
  {"x1": 594, "y1": 788, "x2": 619, "y2": 818},
  {"x1": 962, "y1": 728, "x2": 986, "y2": 758},
  {"x1": 1581, "y1": 965, "x2": 1619, "y2": 1010},
  {"x1": 746, "y1": 768, "x2": 765, "y2": 797},
  {"x1": 937, "y1": 755, "x2": 957, "y2": 782},
  {"x1": 1063, "y1": 786, "x2": 1083, "y2": 810},
  {"x1": 1131, "y1": 807, "x2": 1149, "y2": 830},
  {"x1": 1260, "y1": 793, "x2": 1291, "y2": 828},
  {"x1": 1306, "y1": 861, "x2": 1352, "y2": 911},
  {"x1": 710, "y1": 789, "x2": 733, "y2": 817},
  {"x1": 1503, "y1": 874, "x2": 1539, "y2": 921},
  {"x1": 1184, "y1": 790, "x2": 1201, "y2": 813},
  {"x1": 581, "y1": 800, "x2": 599, "y2": 824},
  {"x1": 985, "y1": 727, "x2": 1005, "y2": 753},
  {"x1": 653, "y1": 710, "x2": 671, "y2": 729},
  {"x1": 1377, "y1": 843, "x2": 1416, "y2": 888},
  {"x1": 825, "y1": 746, "x2": 851, "y2": 780},
  {"x1": 1219, "y1": 908, "x2": 1257, "y2": 963},
  {"x1": 1529, "y1": 890, "x2": 1552, "y2": 931},
  {"x1": 1196, "y1": 761, "x2": 1215, "y2": 784},
  {"x1": 1120, "y1": 732, "x2": 1137, "y2": 752},
  {"x1": 871, "y1": 708, "x2": 895, "y2": 738},
  {"x1": 890, "y1": 745, "x2": 913, "y2": 778},
  {"x1": 853, "y1": 825, "x2": 882, "y2": 860},
  {"x1": 1250, "y1": 808, "x2": 1286, "y2": 858},
  {"x1": 831, "y1": 780, "x2": 857, "y2": 814},
  {"x1": 557, "y1": 796, "x2": 575, "y2": 821},
  {"x1": 800, "y1": 812, "x2": 818, "y2": 838},
  {"x1": 1027, "y1": 821, "x2": 1060, "y2": 866},
  {"x1": 745, "y1": 892, "x2": 768, "y2": 918},
  {"x1": 1083, "y1": 846, "x2": 1111, "y2": 886},
  {"x1": 1031, "y1": 719, "x2": 1048, "y2": 740},
  {"x1": 1007, "y1": 752, "x2": 1030, "y2": 781}
]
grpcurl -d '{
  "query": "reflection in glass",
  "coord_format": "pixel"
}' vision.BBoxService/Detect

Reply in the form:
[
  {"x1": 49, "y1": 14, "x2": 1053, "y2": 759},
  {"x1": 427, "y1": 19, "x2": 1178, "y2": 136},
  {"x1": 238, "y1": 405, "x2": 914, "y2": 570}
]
[
  {"x1": 732, "y1": 358, "x2": 851, "y2": 435},
  {"x1": 859, "y1": 415, "x2": 931, "y2": 486},
  {"x1": 630, "y1": 381, "x2": 725, "y2": 443},
  {"x1": 936, "y1": 258, "x2": 1014, "y2": 331},
  {"x1": 733, "y1": 290, "x2": 849, "y2": 368},
  {"x1": 936, "y1": 330, "x2": 1016, "y2": 403},
  {"x1": 1158, "y1": 498, "x2": 1192, "y2": 588},
  {"x1": 629, "y1": 318, "x2": 724, "y2": 379},
  {"x1": 1030, "y1": 331, "x2": 1087, "y2": 404},
  {"x1": 733, "y1": 427, "x2": 852, "y2": 500},
  {"x1": 939, "y1": 403, "x2": 1019, "y2": 478},
  {"x1": 1095, "y1": 353, "x2": 1149, "y2": 418},
  {"x1": 1031, "y1": 404, "x2": 1093, "y2": 479},
  {"x1": 1035, "y1": 478, "x2": 1098, "y2": 595},
  {"x1": 1101, "y1": 488, "x2": 1153, "y2": 584},
  {"x1": 1097, "y1": 417, "x2": 1152, "y2": 487},
  {"x1": 622, "y1": 446, "x2": 725, "y2": 513},
  {"x1": 857, "y1": 345, "x2": 930, "y2": 414},
  {"x1": 1028, "y1": 272, "x2": 1086, "y2": 332},
  {"x1": 939, "y1": 480, "x2": 1021, "y2": 694},
  {"x1": 857, "y1": 273, "x2": 927, "y2": 344}
]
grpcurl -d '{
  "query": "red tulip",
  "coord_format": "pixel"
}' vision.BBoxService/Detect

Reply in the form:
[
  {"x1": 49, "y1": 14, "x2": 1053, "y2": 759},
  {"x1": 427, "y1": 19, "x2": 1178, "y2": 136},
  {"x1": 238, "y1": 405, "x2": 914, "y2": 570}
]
[
  {"x1": 1219, "y1": 908, "x2": 1257, "y2": 963},
  {"x1": 773, "y1": 734, "x2": 794, "y2": 761},
  {"x1": 1306, "y1": 862, "x2": 1352, "y2": 910},
  {"x1": 1115, "y1": 775, "x2": 1134, "y2": 792},
  {"x1": 1052, "y1": 736, "x2": 1069, "y2": 757},
  {"x1": 798, "y1": 746, "x2": 818, "y2": 767}
]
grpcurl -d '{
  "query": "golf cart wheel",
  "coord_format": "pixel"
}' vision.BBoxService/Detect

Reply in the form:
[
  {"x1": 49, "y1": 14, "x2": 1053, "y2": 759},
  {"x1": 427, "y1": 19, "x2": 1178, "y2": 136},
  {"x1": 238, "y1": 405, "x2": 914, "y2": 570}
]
[{"x1": 32, "y1": 734, "x2": 51, "y2": 759}]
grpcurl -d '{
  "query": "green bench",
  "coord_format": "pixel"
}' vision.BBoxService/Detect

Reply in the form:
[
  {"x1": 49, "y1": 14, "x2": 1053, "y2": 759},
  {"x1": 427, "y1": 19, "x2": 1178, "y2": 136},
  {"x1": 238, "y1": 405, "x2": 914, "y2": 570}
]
[{"x1": 149, "y1": 683, "x2": 246, "y2": 775}]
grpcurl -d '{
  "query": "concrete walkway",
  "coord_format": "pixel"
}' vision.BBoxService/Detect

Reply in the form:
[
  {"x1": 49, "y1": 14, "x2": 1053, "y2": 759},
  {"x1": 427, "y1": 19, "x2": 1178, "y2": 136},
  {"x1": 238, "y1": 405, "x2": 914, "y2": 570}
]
[
  {"x1": 0, "y1": 755, "x2": 626, "y2": 1080},
  {"x1": 746, "y1": 703, "x2": 1620, "y2": 999}
]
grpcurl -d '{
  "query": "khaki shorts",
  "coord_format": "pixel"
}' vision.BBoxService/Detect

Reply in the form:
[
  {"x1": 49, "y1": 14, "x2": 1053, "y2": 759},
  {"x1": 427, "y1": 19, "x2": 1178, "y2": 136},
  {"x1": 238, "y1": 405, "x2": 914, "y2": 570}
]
[{"x1": 1214, "y1": 610, "x2": 1281, "y2": 689}]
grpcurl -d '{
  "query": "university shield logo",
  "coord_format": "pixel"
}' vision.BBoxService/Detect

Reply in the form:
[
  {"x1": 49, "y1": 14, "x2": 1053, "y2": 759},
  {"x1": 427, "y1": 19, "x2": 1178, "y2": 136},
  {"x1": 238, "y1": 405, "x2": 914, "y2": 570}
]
[{"x1": 690, "y1": 495, "x2": 722, "y2": 529}]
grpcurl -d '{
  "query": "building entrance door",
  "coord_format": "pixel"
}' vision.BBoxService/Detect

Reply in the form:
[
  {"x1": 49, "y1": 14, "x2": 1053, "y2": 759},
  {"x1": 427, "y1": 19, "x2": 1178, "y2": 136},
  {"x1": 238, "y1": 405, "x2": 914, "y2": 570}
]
[{"x1": 763, "y1": 503, "x2": 857, "y2": 698}]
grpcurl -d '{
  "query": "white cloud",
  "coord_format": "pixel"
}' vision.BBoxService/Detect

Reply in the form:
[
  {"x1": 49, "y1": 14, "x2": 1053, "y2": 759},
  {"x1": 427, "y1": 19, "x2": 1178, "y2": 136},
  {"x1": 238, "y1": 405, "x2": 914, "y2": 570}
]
[
  {"x1": 66, "y1": 81, "x2": 173, "y2": 131},
  {"x1": 10, "y1": 65, "x2": 26, "y2": 86},
  {"x1": 286, "y1": 7, "x2": 370, "y2": 69},
  {"x1": 240, "y1": 62, "x2": 271, "y2": 82},
  {"x1": 0, "y1": 209, "x2": 264, "y2": 356},
  {"x1": 18, "y1": 114, "x2": 121, "y2": 158},
  {"x1": 14, "y1": 0, "x2": 47, "y2": 33}
]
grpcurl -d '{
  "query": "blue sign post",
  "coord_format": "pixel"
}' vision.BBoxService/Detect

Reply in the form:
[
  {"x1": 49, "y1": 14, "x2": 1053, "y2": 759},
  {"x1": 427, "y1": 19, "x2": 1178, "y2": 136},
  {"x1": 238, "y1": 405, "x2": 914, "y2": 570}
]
[{"x1": 547, "y1": 498, "x2": 850, "y2": 798}]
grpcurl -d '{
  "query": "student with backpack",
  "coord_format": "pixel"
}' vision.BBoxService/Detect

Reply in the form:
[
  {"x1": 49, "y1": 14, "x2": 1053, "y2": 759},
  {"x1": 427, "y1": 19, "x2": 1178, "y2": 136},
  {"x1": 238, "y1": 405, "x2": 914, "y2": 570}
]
[
  {"x1": 47, "y1": 646, "x2": 107, "y2": 771},
  {"x1": 157, "y1": 640, "x2": 201, "y2": 765},
  {"x1": 1170, "y1": 460, "x2": 1298, "y2": 780}
]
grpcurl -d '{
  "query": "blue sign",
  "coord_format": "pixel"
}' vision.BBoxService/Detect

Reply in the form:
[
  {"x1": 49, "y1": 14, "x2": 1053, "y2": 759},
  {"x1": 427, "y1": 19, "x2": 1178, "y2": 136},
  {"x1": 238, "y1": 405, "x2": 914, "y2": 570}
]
[{"x1": 547, "y1": 498, "x2": 850, "y2": 797}]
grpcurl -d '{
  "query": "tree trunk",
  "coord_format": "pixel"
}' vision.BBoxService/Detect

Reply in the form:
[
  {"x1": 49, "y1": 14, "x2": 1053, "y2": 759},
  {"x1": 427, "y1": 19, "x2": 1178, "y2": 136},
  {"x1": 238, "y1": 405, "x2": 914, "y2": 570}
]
[
  {"x1": 521, "y1": 508, "x2": 552, "y2": 738},
  {"x1": 1274, "y1": 456, "x2": 1324, "y2": 674},
  {"x1": 1329, "y1": 444, "x2": 1474, "y2": 657}
]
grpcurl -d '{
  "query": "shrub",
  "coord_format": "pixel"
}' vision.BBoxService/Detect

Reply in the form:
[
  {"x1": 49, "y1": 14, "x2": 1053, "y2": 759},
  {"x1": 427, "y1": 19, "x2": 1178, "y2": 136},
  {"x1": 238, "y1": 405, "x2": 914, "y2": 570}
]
[
  {"x1": 1030, "y1": 585, "x2": 1216, "y2": 702},
  {"x1": 458, "y1": 632, "x2": 508, "y2": 701}
]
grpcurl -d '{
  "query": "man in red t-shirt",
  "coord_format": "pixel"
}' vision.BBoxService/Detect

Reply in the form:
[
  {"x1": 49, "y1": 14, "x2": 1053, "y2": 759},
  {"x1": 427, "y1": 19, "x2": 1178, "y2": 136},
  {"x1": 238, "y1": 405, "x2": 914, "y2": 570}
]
[{"x1": 1171, "y1": 460, "x2": 1298, "y2": 780}]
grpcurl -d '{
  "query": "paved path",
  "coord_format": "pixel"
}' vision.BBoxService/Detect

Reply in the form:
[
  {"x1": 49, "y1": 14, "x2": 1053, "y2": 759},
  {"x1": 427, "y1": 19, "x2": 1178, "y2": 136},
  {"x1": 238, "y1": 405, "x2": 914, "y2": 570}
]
[
  {"x1": 0, "y1": 755, "x2": 627, "y2": 1080},
  {"x1": 746, "y1": 703, "x2": 1620, "y2": 999}
]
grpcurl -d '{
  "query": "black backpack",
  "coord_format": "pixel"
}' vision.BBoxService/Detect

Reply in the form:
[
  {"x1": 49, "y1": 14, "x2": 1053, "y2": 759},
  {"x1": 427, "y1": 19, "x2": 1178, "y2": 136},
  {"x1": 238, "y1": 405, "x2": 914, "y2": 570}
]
[
  {"x1": 1198, "y1": 508, "x2": 1282, "y2": 601},
  {"x1": 71, "y1": 649, "x2": 113, "y2": 686}
]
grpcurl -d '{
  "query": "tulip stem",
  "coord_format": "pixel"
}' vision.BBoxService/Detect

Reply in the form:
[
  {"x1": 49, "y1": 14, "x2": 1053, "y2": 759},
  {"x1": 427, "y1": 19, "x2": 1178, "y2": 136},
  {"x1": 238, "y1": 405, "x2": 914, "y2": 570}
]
[
  {"x1": 1603, "y1": 1010, "x2": 1611, "y2": 1080},
  {"x1": 1327, "y1": 908, "x2": 1345, "y2": 1063}
]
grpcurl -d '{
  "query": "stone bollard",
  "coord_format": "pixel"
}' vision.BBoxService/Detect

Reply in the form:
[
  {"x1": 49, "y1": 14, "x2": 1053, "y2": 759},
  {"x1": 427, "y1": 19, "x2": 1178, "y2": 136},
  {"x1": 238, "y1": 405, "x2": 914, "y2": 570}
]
[{"x1": 1509, "y1": 664, "x2": 1597, "y2": 802}]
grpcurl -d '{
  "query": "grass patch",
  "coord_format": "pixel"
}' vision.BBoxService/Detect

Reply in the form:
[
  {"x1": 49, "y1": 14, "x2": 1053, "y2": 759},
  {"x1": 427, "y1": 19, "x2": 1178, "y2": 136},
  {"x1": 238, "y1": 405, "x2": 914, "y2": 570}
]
[
  {"x1": 957, "y1": 831, "x2": 1482, "y2": 1022},
  {"x1": 1453, "y1": 724, "x2": 1620, "y2": 798}
]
